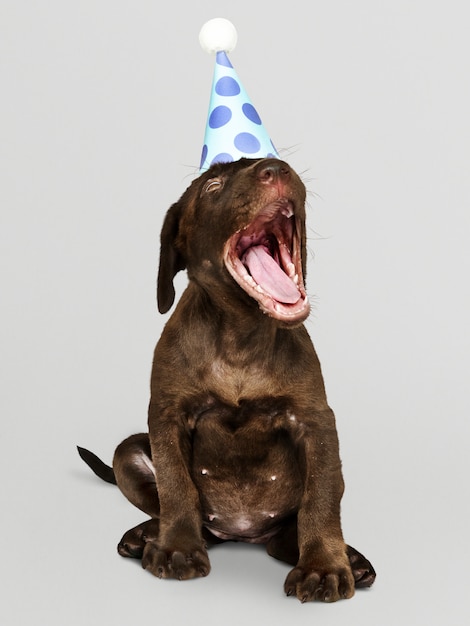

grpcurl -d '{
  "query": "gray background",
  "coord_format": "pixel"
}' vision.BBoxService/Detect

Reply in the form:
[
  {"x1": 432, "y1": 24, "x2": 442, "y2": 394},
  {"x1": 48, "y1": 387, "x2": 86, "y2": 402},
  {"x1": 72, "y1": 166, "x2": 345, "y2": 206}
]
[{"x1": 2, "y1": 1, "x2": 469, "y2": 624}]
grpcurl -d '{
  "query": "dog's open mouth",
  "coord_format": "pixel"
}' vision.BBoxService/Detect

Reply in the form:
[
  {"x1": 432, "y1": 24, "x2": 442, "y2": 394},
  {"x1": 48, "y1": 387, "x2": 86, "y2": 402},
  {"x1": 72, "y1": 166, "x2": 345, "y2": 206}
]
[{"x1": 224, "y1": 199, "x2": 310, "y2": 323}]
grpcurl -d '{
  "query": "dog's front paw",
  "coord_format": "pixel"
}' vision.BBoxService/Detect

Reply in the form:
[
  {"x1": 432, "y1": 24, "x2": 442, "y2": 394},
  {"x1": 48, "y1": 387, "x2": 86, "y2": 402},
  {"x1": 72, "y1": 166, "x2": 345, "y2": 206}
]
[
  {"x1": 284, "y1": 555, "x2": 355, "y2": 603},
  {"x1": 141, "y1": 540, "x2": 211, "y2": 580}
]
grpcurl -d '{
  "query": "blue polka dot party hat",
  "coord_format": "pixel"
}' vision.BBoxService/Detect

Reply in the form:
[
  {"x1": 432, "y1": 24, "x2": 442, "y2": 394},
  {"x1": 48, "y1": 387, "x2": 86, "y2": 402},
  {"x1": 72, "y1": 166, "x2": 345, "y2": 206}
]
[{"x1": 199, "y1": 18, "x2": 279, "y2": 171}]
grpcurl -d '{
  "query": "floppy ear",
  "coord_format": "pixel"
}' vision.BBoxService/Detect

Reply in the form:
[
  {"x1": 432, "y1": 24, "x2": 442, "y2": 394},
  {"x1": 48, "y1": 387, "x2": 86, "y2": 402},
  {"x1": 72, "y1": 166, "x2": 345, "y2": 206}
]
[{"x1": 157, "y1": 202, "x2": 186, "y2": 314}]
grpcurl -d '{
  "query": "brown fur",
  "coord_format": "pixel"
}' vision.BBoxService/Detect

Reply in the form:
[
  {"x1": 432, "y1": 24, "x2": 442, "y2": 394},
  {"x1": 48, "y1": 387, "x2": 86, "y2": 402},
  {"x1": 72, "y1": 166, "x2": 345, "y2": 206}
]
[{"x1": 79, "y1": 158, "x2": 375, "y2": 602}]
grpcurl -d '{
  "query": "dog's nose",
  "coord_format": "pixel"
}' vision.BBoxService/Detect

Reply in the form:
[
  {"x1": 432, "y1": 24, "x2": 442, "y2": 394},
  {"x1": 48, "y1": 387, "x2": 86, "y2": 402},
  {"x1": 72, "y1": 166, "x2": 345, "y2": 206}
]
[{"x1": 256, "y1": 160, "x2": 291, "y2": 185}]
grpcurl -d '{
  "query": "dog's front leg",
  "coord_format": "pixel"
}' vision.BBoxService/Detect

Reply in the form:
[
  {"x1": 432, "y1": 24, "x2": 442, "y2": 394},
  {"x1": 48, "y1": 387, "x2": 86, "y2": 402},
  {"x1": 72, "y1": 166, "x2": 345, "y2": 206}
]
[
  {"x1": 142, "y1": 403, "x2": 210, "y2": 580},
  {"x1": 285, "y1": 408, "x2": 355, "y2": 602}
]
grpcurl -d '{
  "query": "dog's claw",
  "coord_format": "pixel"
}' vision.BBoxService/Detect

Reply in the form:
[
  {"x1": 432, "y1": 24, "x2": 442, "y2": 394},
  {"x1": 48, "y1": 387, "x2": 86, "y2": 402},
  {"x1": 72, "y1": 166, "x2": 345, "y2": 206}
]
[
  {"x1": 353, "y1": 568, "x2": 367, "y2": 581},
  {"x1": 117, "y1": 541, "x2": 144, "y2": 559},
  {"x1": 314, "y1": 586, "x2": 325, "y2": 601}
]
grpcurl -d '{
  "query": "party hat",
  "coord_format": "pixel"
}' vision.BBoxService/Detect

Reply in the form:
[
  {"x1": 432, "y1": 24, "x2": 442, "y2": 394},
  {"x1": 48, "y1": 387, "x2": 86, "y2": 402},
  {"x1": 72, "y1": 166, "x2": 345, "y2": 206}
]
[{"x1": 199, "y1": 18, "x2": 279, "y2": 171}]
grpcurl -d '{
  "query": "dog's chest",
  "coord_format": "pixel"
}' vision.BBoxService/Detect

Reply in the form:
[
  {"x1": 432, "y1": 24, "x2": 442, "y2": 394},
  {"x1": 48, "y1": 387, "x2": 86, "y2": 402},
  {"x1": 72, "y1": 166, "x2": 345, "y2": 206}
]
[{"x1": 207, "y1": 357, "x2": 279, "y2": 404}]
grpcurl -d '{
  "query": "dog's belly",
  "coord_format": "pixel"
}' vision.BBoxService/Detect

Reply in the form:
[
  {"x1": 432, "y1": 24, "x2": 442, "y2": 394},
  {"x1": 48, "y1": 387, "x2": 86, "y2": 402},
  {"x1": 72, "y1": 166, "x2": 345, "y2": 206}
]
[{"x1": 191, "y1": 403, "x2": 303, "y2": 542}]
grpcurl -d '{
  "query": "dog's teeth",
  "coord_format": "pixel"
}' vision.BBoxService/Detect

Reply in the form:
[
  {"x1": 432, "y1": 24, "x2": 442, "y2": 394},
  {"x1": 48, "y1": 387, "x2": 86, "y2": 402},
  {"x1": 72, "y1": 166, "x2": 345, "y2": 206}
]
[
  {"x1": 201, "y1": 468, "x2": 209, "y2": 475},
  {"x1": 270, "y1": 475, "x2": 277, "y2": 481},
  {"x1": 278, "y1": 199, "x2": 294, "y2": 218}
]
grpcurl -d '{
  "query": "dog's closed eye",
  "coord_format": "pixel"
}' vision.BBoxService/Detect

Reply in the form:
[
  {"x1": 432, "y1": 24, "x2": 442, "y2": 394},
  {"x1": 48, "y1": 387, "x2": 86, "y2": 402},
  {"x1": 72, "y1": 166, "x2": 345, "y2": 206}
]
[{"x1": 203, "y1": 178, "x2": 223, "y2": 193}]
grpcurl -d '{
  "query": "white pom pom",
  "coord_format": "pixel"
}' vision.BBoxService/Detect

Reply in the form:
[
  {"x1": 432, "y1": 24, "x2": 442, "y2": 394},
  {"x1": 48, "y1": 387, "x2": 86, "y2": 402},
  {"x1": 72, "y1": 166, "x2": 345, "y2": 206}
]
[{"x1": 199, "y1": 18, "x2": 238, "y2": 54}]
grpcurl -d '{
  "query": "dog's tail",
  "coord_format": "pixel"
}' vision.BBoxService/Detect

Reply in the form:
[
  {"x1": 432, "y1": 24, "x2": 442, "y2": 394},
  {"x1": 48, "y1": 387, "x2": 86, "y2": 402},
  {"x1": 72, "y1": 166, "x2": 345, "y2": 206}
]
[{"x1": 77, "y1": 446, "x2": 117, "y2": 485}]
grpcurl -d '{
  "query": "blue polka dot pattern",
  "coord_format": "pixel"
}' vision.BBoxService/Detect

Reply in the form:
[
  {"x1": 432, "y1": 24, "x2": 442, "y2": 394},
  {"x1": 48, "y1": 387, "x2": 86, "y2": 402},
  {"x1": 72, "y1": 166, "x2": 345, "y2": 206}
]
[
  {"x1": 200, "y1": 51, "x2": 279, "y2": 171},
  {"x1": 234, "y1": 132, "x2": 260, "y2": 153},
  {"x1": 217, "y1": 52, "x2": 233, "y2": 68},
  {"x1": 242, "y1": 103, "x2": 262, "y2": 125},
  {"x1": 209, "y1": 105, "x2": 232, "y2": 128},
  {"x1": 210, "y1": 152, "x2": 233, "y2": 165},
  {"x1": 215, "y1": 76, "x2": 240, "y2": 96},
  {"x1": 200, "y1": 144, "x2": 208, "y2": 168}
]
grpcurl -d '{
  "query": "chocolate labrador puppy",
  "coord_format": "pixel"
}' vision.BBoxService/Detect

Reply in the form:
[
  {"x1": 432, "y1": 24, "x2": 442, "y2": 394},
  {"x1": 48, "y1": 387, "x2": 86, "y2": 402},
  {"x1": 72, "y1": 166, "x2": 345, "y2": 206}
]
[{"x1": 78, "y1": 157, "x2": 375, "y2": 602}]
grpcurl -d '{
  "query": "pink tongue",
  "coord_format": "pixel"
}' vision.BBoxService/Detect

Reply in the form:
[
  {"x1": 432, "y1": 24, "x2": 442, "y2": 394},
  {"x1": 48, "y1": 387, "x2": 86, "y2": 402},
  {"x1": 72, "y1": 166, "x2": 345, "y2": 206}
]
[{"x1": 242, "y1": 245, "x2": 300, "y2": 304}]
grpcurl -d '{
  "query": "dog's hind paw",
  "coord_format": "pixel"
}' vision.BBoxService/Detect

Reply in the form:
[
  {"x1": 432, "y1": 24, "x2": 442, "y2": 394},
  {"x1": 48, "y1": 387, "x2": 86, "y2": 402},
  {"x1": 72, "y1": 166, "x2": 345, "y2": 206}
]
[
  {"x1": 347, "y1": 545, "x2": 376, "y2": 588},
  {"x1": 117, "y1": 519, "x2": 159, "y2": 559}
]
